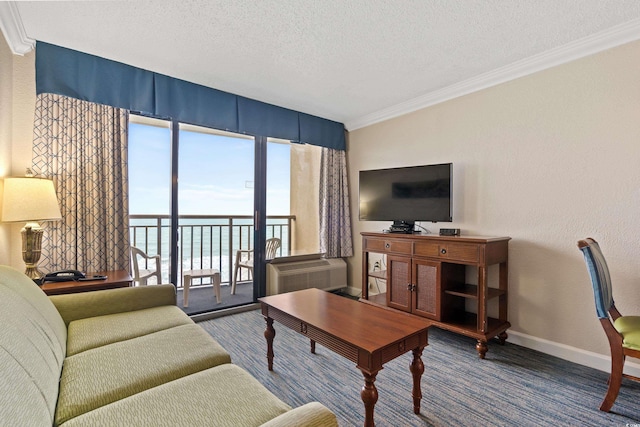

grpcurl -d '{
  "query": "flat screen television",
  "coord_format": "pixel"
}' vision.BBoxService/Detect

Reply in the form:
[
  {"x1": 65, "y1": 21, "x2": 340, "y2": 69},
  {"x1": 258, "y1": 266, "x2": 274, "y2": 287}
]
[{"x1": 359, "y1": 163, "x2": 452, "y2": 231}]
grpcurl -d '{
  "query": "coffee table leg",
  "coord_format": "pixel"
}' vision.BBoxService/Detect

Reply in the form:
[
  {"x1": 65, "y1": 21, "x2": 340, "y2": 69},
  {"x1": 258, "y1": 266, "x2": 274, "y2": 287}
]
[
  {"x1": 310, "y1": 339, "x2": 316, "y2": 354},
  {"x1": 410, "y1": 347, "x2": 425, "y2": 414},
  {"x1": 360, "y1": 370, "x2": 378, "y2": 427},
  {"x1": 264, "y1": 317, "x2": 275, "y2": 371}
]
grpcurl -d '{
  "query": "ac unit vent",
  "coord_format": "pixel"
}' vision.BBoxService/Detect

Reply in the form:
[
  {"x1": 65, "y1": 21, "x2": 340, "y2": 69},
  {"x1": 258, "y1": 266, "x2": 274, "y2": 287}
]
[
  {"x1": 277, "y1": 260, "x2": 330, "y2": 271},
  {"x1": 267, "y1": 258, "x2": 347, "y2": 295}
]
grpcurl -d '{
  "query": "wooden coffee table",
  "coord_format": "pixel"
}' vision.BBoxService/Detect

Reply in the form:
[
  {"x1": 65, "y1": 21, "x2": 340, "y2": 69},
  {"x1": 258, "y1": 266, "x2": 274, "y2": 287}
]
[{"x1": 259, "y1": 288, "x2": 431, "y2": 427}]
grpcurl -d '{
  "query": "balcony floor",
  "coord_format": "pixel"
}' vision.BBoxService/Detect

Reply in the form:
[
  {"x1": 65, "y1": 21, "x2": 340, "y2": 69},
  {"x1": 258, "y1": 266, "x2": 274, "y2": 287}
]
[{"x1": 177, "y1": 282, "x2": 254, "y2": 316}]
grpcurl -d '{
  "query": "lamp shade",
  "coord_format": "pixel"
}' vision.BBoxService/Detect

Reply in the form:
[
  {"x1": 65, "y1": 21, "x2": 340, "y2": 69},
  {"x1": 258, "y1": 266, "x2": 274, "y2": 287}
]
[{"x1": 1, "y1": 177, "x2": 62, "y2": 223}]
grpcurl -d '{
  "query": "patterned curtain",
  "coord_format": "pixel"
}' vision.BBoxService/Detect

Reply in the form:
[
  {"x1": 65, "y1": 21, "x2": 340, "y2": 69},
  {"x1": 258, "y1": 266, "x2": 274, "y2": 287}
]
[
  {"x1": 319, "y1": 148, "x2": 354, "y2": 258},
  {"x1": 31, "y1": 93, "x2": 131, "y2": 273}
]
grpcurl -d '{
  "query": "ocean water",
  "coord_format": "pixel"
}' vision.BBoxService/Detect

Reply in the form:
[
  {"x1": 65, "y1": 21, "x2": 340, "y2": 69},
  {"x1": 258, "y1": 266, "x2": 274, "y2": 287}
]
[{"x1": 130, "y1": 216, "x2": 290, "y2": 285}]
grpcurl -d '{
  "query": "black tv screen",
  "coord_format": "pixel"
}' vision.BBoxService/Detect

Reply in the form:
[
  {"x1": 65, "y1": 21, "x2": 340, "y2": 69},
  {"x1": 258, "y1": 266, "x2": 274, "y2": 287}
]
[{"x1": 359, "y1": 163, "x2": 452, "y2": 223}]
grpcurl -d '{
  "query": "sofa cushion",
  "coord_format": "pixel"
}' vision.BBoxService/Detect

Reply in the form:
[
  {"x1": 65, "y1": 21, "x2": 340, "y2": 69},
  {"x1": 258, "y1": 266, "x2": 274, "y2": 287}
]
[
  {"x1": 0, "y1": 348, "x2": 54, "y2": 426},
  {"x1": 0, "y1": 266, "x2": 67, "y2": 425},
  {"x1": 614, "y1": 315, "x2": 640, "y2": 351},
  {"x1": 259, "y1": 402, "x2": 339, "y2": 427},
  {"x1": 50, "y1": 284, "x2": 178, "y2": 326},
  {"x1": 59, "y1": 364, "x2": 292, "y2": 427},
  {"x1": 55, "y1": 324, "x2": 231, "y2": 425},
  {"x1": 0, "y1": 266, "x2": 66, "y2": 354},
  {"x1": 66, "y1": 305, "x2": 193, "y2": 356}
]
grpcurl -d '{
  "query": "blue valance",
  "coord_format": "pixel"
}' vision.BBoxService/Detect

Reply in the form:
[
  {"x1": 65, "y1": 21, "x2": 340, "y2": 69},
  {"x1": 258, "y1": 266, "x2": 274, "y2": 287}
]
[{"x1": 35, "y1": 41, "x2": 346, "y2": 150}]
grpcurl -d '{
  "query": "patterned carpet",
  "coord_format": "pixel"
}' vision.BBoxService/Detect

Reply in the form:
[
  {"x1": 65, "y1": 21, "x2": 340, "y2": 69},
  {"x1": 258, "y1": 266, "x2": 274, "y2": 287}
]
[{"x1": 199, "y1": 309, "x2": 640, "y2": 427}]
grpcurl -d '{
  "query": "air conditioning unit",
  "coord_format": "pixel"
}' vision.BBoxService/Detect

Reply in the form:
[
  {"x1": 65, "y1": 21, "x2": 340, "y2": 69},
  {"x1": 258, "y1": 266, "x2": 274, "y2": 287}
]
[{"x1": 267, "y1": 258, "x2": 347, "y2": 295}]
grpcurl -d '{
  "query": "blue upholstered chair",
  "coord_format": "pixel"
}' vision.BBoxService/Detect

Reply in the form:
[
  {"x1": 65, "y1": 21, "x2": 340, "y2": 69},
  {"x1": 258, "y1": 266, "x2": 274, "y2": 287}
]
[{"x1": 578, "y1": 238, "x2": 640, "y2": 411}]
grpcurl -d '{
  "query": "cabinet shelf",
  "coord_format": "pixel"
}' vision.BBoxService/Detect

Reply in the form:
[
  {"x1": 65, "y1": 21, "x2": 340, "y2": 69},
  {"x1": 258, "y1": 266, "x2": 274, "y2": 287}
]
[
  {"x1": 440, "y1": 312, "x2": 511, "y2": 340},
  {"x1": 368, "y1": 270, "x2": 387, "y2": 280},
  {"x1": 367, "y1": 292, "x2": 387, "y2": 306},
  {"x1": 445, "y1": 284, "x2": 506, "y2": 300},
  {"x1": 361, "y1": 295, "x2": 510, "y2": 340}
]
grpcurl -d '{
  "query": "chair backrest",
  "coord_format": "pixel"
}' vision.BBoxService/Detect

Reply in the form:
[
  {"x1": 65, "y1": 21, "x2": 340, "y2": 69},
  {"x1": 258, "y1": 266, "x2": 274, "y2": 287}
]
[
  {"x1": 578, "y1": 238, "x2": 614, "y2": 319},
  {"x1": 266, "y1": 238, "x2": 281, "y2": 259},
  {"x1": 130, "y1": 246, "x2": 149, "y2": 279}
]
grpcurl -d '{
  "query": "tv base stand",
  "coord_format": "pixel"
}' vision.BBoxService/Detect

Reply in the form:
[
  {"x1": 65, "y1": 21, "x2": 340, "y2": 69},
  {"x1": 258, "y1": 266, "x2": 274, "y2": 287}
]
[
  {"x1": 361, "y1": 232, "x2": 511, "y2": 359},
  {"x1": 388, "y1": 220, "x2": 415, "y2": 234}
]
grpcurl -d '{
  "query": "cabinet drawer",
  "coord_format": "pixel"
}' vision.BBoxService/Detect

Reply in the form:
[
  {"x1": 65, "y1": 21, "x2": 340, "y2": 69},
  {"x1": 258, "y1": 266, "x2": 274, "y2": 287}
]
[
  {"x1": 443, "y1": 243, "x2": 479, "y2": 263},
  {"x1": 414, "y1": 242, "x2": 440, "y2": 258},
  {"x1": 414, "y1": 241, "x2": 479, "y2": 263},
  {"x1": 364, "y1": 238, "x2": 412, "y2": 255}
]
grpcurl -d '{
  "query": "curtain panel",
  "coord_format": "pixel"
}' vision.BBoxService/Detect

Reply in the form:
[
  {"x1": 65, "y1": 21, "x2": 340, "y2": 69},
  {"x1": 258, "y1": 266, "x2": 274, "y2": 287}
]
[
  {"x1": 319, "y1": 148, "x2": 354, "y2": 258},
  {"x1": 32, "y1": 93, "x2": 131, "y2": 273}
]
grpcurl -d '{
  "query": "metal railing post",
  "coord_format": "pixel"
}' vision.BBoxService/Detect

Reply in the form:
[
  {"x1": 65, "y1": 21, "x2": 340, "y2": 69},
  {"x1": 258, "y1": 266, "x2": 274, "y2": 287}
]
[{"x1": 129, "y1": 214, "x2": 294, "y2": 288}]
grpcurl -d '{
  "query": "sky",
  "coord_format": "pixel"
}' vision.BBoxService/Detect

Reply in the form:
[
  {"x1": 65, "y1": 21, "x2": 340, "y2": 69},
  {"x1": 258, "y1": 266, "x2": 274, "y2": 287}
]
[{"x1": 128, "y1": 123, "x2": 291, "y2": 216}]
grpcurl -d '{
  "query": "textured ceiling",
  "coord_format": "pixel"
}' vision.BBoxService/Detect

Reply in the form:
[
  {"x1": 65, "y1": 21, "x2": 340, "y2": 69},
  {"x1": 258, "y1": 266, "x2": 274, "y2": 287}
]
[{"x1": 10, "y1": 0, "x2": 640, "y2": 129}]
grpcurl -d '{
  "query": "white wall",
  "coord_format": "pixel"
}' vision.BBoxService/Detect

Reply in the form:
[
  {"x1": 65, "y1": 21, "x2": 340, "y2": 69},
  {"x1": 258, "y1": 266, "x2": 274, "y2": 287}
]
[
  {"x1": 290, "y1": 143, "x2": 321, "y2": 253},
  {"x1": 0, "y1": 33, "x2": 13, "y2": 264},
  {"x1": 0, "y1": 31, "x2": 36, "y2": 268},
  {"x1": 348, "y1": 40, "x2": 640, "y2": 371}
]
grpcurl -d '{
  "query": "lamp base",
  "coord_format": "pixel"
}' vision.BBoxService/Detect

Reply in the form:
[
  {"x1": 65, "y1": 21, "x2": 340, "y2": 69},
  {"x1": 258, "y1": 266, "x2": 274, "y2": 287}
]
[
  {"x1": 24, "y1": 265, "x2": 45, "y2": 282},
  {"x1": 22, "y1": 223, "x2": 45, "y2": 282}
]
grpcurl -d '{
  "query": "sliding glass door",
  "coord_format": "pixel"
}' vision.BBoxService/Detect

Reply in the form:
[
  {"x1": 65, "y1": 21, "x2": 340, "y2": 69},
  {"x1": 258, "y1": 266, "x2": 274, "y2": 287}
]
[
  {"x1": 129, "y1": 116, "x2": 305, "y2": 315},
  {"x1": 128, "y1": 117, "x2": 172, "y2": 284},
  {"x1": 177, "y1": 124, "x2": 255, "y2": 313}
]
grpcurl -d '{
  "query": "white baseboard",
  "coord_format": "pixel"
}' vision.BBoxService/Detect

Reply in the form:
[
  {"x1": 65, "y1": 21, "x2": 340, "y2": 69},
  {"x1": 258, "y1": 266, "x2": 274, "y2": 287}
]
[
  {"x1": 345, "y1": 284, "x2": 640, "y2": 377},
  {"x1": 506, "y1": 330, "x2": 640, "y2": 378}
]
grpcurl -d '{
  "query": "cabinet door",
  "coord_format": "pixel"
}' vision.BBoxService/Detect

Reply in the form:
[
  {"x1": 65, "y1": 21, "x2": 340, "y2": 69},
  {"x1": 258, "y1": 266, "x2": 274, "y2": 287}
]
[
  {"x1": 412, "y1": 259, "x2": 441, "y2": 320},
  {"x1": 386, "y1": 255, "x2": 412, "y2": 312}
]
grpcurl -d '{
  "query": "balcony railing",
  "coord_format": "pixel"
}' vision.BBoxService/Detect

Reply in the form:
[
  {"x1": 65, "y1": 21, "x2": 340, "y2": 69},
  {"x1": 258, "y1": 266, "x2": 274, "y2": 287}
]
[{"x1": 129, "y1": 214, "x2": 294, "y2": 287}]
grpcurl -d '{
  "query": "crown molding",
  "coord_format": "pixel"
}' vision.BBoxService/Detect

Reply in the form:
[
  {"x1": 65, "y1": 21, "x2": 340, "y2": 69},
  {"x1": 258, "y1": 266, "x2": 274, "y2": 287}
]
[
  {"x1": 0, "y1": 1, "x2": 35, "y2": 55},
  {"x1": 345, "y1": 18, "x2": 640, "y2": 131}
]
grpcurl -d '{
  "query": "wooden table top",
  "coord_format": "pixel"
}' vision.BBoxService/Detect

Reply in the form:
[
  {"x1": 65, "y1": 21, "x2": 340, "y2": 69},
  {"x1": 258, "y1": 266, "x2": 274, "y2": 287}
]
[
  {"x1": 40, "y1": 269, "x2": 133, "y2": 295},
  {"x1": 260, "y1": 288, "x2": 431, "y2": 354}
]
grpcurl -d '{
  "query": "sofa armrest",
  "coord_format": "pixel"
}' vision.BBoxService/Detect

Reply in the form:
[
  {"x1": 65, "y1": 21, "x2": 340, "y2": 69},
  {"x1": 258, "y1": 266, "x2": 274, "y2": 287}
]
[
  {"x1": 259, "y1": 402, "x2": 338, "y2": 427},
  {"x1": 49, "y1": 284, "x2": 177, "y2": 326}
]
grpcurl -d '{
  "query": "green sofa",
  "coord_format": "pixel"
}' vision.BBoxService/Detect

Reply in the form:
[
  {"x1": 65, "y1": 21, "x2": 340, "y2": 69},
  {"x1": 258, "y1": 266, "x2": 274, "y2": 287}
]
[{"x1": 0, "y1": 265, "x2": 337, "y2": 426}]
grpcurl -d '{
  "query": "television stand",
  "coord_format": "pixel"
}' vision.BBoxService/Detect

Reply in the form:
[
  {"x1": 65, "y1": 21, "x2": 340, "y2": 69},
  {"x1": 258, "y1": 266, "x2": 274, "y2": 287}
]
[
  {"x1": 361, "y1": 232, "x2": 511, "y2": 359},
  {"x1": 388, "y1": 220, "x2": 415, "y2": 234}
]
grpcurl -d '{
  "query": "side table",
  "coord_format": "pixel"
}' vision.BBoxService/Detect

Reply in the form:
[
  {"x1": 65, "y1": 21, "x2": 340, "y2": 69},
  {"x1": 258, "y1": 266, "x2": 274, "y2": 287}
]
[
  {"x1": 40, "y1": 270, "x2": 133, "y2": 296},
  {"x1": 183, "y1": 269, "x2": 221, "y2": 307}
]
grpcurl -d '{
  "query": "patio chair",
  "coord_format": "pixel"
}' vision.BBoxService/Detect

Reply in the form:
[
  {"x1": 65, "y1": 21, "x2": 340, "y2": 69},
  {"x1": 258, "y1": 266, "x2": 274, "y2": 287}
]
[
  {"x1": 131, "y1": 246, "x2": 162, "y2": 286},
  {"x1": 231, "y1": 237, "x2": 281, "y2": 294},
  {"x1": 577, "y1": 238, "x2": 640, "y2": 411}
]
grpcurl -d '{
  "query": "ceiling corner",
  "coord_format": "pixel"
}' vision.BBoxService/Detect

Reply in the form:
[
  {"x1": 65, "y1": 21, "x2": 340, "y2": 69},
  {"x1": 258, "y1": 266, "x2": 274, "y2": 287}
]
[
  {"x1": 345, "y1": 17, "x2": 640, "y2": 132},
  {"x1": 0, "y1": 2, "x2": 35, "y2": 56}
]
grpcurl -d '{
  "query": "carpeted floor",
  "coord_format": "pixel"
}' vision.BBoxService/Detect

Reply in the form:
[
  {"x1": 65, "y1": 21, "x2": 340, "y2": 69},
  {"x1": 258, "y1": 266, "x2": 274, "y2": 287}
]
[{"x1": 199, "y1": 309, "x2": 640, "y2": 427}]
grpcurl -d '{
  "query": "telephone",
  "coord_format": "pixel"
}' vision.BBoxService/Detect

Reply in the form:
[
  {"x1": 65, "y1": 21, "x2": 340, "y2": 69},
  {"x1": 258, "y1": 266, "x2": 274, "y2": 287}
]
[{"x1": 43, "y1": 270, "x2": 86, "y2": 282}]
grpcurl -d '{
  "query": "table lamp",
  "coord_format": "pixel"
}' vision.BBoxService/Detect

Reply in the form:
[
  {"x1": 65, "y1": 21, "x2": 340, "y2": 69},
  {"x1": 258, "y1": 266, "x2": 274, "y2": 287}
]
[{"x1": 1, "y1": 175, "x2": 62, "y2": 280}]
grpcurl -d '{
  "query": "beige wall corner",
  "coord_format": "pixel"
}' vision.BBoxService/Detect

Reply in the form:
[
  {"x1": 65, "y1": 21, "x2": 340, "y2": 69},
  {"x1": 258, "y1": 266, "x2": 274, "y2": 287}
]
[
  {"x1": 12, "y1": 44, "x2": 35, "y2": 173},
  {"x1": 0, "y1": 32, "x2": 13, "y2": 265},
  {"x1": 0, "y1": 30, "x2": 36, "y2": 268},
  {"x1": 347, "y1": 40, "x2": 640, "y2": 365},
  {"x1": 290, "y1": 143, "x2": 321, "y2": 253}
]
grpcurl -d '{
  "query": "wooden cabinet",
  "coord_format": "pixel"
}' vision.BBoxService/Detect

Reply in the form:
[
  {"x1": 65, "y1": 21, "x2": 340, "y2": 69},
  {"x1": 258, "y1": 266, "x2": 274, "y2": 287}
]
[{"x1": 361, "y1": 232, "x2": 511, "y2": 358}]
